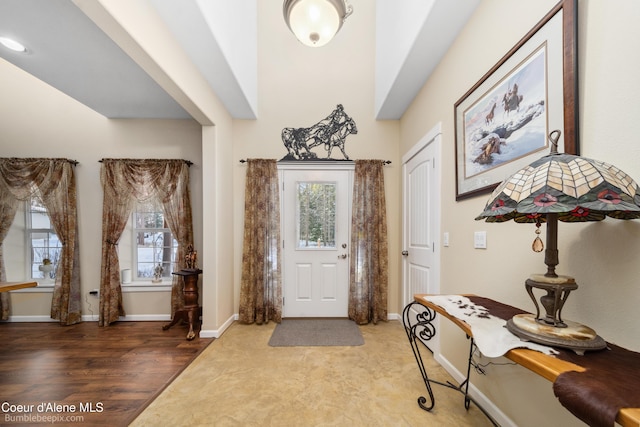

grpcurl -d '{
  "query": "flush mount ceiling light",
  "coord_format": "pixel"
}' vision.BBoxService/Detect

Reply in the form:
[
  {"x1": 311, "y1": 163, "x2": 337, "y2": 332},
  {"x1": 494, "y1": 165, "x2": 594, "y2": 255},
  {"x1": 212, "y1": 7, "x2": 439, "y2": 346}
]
[
  {"x1": 0, "y1": 37, "x2": 27, "y2": 53},
  {"x1": 283, "y1": 0, "x2": 353, "y2": 47}
]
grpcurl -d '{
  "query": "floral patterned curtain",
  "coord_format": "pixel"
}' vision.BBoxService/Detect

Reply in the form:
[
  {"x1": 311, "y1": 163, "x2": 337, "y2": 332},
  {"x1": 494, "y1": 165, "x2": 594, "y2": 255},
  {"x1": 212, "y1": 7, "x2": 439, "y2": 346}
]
[
  {"x1": 238, "y1": 159, "x2": 282, "y2": 324},
  {"x1": 0, "y1": 158, "x2": 81, "y2": 324},
  {"x1": 0, "y1": 187, "x2": 19, "y2": 320},
  {"x1": 349, "y1": 160, "x2": 389, "y2": 324},
  {"x1": 99, "y1": 159, "x2": 193, "y2": 326}
]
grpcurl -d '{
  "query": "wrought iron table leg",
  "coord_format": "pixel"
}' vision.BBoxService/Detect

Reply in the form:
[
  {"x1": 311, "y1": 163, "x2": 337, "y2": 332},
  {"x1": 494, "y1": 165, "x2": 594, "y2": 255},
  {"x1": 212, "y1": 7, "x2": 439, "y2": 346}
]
[
  {"x1": 403, "y1": 301, "x2": 437, "y2": 410},
  {"x1": 402, "y1": 301, "x2": 500, "y2": 426}
]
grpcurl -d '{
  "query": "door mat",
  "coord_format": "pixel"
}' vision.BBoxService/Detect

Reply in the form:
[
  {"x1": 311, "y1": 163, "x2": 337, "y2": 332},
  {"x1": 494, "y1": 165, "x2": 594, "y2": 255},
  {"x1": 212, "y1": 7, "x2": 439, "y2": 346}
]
[{"x1": 268, "y1": 318, "x2": 364, "y2": 347}]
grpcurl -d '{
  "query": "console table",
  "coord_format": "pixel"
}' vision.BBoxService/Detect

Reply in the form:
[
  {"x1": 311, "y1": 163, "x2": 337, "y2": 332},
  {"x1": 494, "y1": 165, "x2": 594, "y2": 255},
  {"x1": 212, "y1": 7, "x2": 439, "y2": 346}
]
[
  {"x1": 162, "y1": 269, "x2": 202, "y2": 340},
  {"x1": 403, "y1": 294, "x2": 640, "y2": 427},
  {"x1": 0, "y1": 281, "x2": 37, "y2": 292}
]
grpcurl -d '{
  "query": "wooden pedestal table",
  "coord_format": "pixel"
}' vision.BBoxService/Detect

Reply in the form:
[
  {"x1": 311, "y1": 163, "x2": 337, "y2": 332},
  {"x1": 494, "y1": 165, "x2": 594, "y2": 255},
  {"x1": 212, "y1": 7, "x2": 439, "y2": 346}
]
[{"x1": 162, "y1": 269, "x2": 202, "y2": 340}]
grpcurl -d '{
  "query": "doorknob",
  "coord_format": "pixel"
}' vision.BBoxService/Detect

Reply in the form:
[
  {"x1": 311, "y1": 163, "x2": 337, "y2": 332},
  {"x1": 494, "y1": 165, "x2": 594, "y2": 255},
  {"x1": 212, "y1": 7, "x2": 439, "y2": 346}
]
[
  {"x1": 338, "y1": 254, "x2": 348, "y2": 259},
  {"x1": 402, "y1": 250, "x2": 409, "y2": 256}
]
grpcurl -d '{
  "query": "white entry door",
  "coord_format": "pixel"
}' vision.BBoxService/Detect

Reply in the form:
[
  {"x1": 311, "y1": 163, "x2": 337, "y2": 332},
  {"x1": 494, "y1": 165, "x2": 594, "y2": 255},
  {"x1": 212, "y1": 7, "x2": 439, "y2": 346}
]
[
  {"x1": 402, "y1": 126, "x2": 441, "y2": 352},
  {"x1": 282, "y1": 167, "x2": 352, "y2": 317}
]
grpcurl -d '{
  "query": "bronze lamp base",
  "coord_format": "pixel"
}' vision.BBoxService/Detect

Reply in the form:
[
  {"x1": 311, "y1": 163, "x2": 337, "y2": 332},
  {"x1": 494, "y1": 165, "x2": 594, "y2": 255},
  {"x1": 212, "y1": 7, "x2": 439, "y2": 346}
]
[
  {"x1": 507, "y1": 313, "x2": 606, "y2": 355},
  {"x1": 507, "y1": 274, "x2": 606, "y2": 355}
]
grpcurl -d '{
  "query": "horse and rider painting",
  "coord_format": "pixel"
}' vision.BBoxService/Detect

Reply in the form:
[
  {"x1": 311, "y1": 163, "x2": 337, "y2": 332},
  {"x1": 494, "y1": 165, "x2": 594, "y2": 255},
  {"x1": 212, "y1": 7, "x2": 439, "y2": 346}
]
[
  {"x1": 281, "y1": 104, "x2": 358, "y2": 161},
  {"x1": 464, "y1": 46, "x2": 547, "y2": 177}
]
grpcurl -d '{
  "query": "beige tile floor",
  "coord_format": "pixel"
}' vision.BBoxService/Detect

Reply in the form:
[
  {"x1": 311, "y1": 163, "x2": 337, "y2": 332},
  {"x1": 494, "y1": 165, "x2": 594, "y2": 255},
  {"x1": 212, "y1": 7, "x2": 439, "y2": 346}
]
[{"x1": 131, "y1": 320, "x2": 495, "y2": 427}]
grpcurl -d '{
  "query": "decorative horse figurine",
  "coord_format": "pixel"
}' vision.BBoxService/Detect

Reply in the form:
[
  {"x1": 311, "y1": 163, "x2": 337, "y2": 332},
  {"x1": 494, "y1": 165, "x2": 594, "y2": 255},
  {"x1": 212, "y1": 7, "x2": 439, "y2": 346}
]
[{"x1": 281, "y1": 104, "x2": 358, "y2": 160}]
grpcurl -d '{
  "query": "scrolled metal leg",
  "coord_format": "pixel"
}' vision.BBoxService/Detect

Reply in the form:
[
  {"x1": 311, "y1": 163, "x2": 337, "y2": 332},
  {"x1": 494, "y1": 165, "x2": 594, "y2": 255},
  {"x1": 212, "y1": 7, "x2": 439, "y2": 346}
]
[
  {"x1": 403, "y1": 301, "x2": 438, "y2": 411},
  {"x1": 403, "y1": 301, "x2": 501, "y2": 426}
]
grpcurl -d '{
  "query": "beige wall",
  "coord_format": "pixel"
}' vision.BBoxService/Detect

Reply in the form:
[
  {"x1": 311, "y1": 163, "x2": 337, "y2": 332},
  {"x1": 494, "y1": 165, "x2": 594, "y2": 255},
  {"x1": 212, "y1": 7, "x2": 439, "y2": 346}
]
[
  {"x1": 401, "y1": 0, "x2": 640, "y2": 425},
  {"x1": 0, "y1": 0, "x2": 235, "y2": 336},
  {"x1": 87, "y1": 0, "x2": 236, "y2": 335},
  {"x1": 3, "y1": 0, "x2": 639, "y2": 422},
  {"x1": 232, "y1": 0, "x2": 402, "y2": 315},
  {"x1": 0, "y1": 58, "x2": 202, "y2": 319}
]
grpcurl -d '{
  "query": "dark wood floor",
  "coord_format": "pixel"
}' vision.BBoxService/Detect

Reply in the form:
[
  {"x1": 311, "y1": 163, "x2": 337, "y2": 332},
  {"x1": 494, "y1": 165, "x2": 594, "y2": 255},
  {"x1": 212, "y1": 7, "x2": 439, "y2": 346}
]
[{"x1": 0, "y1": 320, "x2": 212, "y2": 426}]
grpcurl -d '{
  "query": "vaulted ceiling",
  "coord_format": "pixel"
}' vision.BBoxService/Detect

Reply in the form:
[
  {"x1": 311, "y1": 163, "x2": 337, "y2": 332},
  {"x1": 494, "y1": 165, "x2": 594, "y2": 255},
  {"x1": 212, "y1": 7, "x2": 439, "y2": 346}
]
[{"x1": 0, "y1": 0, "x2": 479, "y2": 121}]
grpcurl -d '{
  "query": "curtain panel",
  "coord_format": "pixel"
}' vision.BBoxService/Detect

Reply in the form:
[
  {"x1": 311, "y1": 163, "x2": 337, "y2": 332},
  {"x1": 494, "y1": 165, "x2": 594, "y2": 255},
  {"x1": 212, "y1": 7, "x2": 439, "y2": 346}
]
[
  {"x1": 238, "y1": 159, "x2": 282, "y2": 324},
  {"x1": 349, "y1": 160, "x2": 389, "y2": 324},
  {"x1": 99, "y1": 159, "x2": 193, "y2": 326},
  {"x1": 0, "y1": 158, "x2": 81, "y2": 324}
]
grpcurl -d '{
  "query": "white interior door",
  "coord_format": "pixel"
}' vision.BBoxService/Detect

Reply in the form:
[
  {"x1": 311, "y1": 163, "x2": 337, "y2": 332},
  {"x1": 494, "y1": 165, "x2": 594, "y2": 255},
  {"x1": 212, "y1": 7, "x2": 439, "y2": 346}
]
[
  {"x1": 402, "y1": 125, "x2": 441, "y2": 352},
  {"x1": 282, "y1": 167, "x2": 352, "y2": 317}
]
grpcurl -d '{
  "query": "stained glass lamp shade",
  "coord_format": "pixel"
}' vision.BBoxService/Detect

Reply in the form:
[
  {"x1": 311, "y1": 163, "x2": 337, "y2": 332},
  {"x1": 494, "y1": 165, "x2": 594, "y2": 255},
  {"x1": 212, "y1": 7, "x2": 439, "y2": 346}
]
[{"x1": 475, "y1": 132, "x2": 640, "y2": 354}]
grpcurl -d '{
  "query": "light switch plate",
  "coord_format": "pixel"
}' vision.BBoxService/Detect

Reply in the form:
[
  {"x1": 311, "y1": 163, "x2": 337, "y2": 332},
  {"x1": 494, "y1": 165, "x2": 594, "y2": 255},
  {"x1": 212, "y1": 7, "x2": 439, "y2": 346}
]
[{"x1": 474, "y1": 231, "x2": 487, "y2": 249}]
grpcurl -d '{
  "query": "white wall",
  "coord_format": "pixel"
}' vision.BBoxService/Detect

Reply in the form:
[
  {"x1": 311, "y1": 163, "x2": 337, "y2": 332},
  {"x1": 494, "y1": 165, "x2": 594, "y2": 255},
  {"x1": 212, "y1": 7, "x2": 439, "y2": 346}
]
[{"x1": 401, "y1": 0, "x2": 640, "y2": 425}]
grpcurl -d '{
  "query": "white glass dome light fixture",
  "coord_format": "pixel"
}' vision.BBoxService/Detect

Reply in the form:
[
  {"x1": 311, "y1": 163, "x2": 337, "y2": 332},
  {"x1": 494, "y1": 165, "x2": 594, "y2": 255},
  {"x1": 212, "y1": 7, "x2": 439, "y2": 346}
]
[
  {"x1": 0, "y1": 36, "x2": 27, "y2": 53},
  {"x1": 283, "y1": 0, "x2": 353, "y2": 47}
]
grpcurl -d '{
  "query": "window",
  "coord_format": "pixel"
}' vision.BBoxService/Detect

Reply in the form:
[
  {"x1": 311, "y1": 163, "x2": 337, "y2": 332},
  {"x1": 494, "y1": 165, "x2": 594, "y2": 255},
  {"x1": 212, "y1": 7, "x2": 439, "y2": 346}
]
[
  {"x1": 296, "y1": 181, "x2": 337, "y2": 249},
  {"x1": 132, "y1": 200, "x2": 177, "y2": 281},
  {"x1": 27, "y1": 197, "x2": 61, "y2": 283}
]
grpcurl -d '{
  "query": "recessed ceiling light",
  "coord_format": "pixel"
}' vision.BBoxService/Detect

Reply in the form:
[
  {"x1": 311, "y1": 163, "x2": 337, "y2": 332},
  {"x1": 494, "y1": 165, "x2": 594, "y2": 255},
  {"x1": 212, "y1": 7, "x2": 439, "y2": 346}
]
[{"x1": 0, "y1": 37, "x2": 27, "y2": 53}]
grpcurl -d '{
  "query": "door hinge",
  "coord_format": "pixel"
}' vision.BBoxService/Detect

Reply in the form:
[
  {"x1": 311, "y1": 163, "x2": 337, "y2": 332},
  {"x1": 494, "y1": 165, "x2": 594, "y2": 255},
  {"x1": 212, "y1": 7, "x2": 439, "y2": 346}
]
[{"x1": 432, "y1": 243, "x2": 435, "y2": 252}]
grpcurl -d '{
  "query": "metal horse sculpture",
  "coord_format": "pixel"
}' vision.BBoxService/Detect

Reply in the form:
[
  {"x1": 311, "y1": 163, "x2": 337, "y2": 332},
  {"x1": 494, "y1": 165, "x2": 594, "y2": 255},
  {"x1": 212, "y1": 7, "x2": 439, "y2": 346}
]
[{"x1": 281, "y1": 104, "x2": 358, "y2": 160}]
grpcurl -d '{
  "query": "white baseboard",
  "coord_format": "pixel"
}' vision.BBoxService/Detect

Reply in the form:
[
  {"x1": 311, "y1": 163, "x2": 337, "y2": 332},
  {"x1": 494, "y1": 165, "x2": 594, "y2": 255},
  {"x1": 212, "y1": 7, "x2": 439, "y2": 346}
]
[
  {"x1": 80, "y1": 314, "x2": 172, "y2": 322},
  {"x1": 199, "y1": 313, "x2": 237, "y2": 339},
  {"x1": 435, "y1": 353, "x2": 516, "y2": 427},
  {"x1": 387, "y1": 312, "x2": 400, "y2": 321},
  {"x1": 4, "y1": 314, "x2": 173, "y2": 323},
  {"x1": 4, "y1": 315, "x2": 57, "y2": 322},
  {"x1": 120, "y1": 314, "x2": 172, "y2": 321}
]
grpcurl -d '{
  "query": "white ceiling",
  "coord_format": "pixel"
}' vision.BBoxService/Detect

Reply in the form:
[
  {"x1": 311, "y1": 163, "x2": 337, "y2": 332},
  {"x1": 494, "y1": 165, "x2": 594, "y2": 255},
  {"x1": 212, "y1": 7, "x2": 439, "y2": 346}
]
[{"x1": 0, "y1": 0, "x2": 479, "y2": 121}]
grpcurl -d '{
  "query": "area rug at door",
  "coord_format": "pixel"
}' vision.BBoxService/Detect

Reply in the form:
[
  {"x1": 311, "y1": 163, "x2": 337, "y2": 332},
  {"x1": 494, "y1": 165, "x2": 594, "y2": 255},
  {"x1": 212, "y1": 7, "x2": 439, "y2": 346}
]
[{"x1": 268, "y1": 318, "x2": 364, "y2": 347}]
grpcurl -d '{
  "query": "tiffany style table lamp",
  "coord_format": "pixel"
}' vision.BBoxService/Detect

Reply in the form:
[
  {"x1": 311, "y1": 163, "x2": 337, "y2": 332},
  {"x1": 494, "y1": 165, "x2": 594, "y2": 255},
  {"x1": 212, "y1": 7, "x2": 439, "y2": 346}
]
[{"x1": 476, "y1": 131, "x2": 640, "y2": 354}]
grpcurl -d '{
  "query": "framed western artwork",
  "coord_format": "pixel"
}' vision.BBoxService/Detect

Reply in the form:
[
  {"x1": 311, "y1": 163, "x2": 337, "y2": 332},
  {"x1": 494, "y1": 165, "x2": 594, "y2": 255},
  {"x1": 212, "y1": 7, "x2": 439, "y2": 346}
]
[{"x1": 454, "y1": 0, "x2": 578, "y2": 201}]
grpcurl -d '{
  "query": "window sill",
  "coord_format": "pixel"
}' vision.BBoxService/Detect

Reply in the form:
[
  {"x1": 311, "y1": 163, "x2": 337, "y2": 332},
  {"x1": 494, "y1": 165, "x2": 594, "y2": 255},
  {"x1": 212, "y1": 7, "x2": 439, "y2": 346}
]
[
  {"x1": 122, "y1": 282, "x2": 173, "y2": 292},
  {"x1": 8, "y1": 282, "x2": 172, "y2": 293}
]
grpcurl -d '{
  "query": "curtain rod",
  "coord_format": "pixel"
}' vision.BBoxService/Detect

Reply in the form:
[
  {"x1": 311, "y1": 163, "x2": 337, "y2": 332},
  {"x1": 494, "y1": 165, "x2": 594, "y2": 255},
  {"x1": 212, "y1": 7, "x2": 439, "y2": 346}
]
[
  {"x1": 0, "y1": 157, "x2": 79, "y2": 166},
  {"x1": 99, "y1": 158, "x2": 193, "y2": 167},
  {"x1": 239, "y1": 159, "x2": 391, "y2": 165}
]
